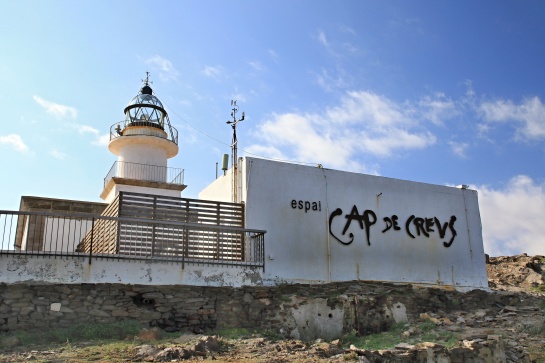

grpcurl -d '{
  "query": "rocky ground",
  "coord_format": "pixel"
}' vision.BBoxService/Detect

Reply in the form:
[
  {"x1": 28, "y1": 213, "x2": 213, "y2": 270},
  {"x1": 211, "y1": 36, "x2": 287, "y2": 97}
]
[{"x1": 0, "y1": 254, "x2": 544, "y2": 362}]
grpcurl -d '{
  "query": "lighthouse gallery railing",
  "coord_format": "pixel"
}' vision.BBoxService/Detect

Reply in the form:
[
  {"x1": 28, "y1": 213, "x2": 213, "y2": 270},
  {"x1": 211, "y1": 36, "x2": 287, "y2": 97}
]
[{"x1": 103, "y1": 161, "x2": 184, "y2": 188}]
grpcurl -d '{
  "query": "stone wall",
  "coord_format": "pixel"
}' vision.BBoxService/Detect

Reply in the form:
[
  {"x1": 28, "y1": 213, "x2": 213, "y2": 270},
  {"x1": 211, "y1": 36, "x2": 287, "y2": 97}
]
[{"x1": 0, "y1": 281, "x2": 539, "y2": 338}]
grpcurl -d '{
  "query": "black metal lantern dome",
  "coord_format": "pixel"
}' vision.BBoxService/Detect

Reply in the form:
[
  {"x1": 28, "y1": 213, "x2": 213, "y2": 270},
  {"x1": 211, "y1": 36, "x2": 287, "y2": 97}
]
[
  {"x1": 110, "y1": 73, "x2": 178, "y2": 145},
  {"x1": 124, "y1": 83, "x2": 169, "y2": 130}
]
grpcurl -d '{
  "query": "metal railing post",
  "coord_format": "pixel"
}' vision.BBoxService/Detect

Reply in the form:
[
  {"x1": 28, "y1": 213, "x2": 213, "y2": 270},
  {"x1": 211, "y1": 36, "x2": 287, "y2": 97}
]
[
  {"x1": 89, "y1": 217, "x2": 94, "y2": 265},
  {"x1": 151, "y1": 196, "x2": 157, "y2": 257}
]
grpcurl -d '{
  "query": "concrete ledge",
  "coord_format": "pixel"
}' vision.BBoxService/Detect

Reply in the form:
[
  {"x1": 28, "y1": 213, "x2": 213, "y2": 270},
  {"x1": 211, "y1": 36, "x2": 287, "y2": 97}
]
[{"x1": 100, "y1": 177, "x2": 187, "y2": 200}]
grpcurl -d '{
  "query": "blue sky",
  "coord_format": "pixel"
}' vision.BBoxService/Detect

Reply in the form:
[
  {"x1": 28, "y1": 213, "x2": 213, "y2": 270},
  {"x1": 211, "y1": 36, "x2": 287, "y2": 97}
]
[{"x1": 1, "y1": 1, "x2": 544, "y2": 256}]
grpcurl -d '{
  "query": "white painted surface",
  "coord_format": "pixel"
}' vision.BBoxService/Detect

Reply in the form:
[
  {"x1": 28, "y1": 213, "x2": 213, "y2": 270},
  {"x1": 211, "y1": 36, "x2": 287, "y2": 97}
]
[
  {"x1": 199, "y1": 170, "x2": 233, "y2": 203},
  {"x1": 42, "y1": 217, "x2": 93, "y2": 252},
  {"x1": 0, "y1": 254, "x2": 263, "y2": 286},
  {"x1": 109, "y1": 134, "x2": 178, "y2": 160},
  {"x1": 20, "y1": 216, "x2": 30, "y2": 250},
  {"x1": 19, "y1": 217, "x2": 91, "y2": 252},
  {"x1": 103, "y1": 184, "x2": 182, "y2": 203},
  {"x1": 102, "y1": 130, "x2": 181, "y2": 202},
  {"x1": 200, "y1": 157, "x2": 488, "y2": 290}
]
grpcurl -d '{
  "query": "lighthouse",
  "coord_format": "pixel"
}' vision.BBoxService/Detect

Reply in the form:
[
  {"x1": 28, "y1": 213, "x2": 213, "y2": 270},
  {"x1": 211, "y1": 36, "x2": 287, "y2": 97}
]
[{"x1": 100, "y1": 74, "x2": 186, "y2": 203}]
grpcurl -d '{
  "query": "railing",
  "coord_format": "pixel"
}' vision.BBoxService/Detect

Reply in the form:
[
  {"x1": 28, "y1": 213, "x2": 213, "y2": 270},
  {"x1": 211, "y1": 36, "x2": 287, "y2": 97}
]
[
  {"x1": 104, "y1": 161, "x2": 184, "y2": 188},
  {"x1": 0, "y1": 210, "x2": 265, "y2": 270},
  {"x1": 110, "y1": 120, "x2": 178, "y2": 145}
]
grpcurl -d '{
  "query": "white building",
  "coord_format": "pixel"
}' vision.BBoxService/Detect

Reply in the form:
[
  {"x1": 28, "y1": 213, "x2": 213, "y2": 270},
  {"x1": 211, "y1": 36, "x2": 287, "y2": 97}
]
[
  {"x1": 2, "y1": 76, "x2": 488, "y2": 290},
  {"x1": 200, "y1": 157, "x2": 488, "y2": 290}
]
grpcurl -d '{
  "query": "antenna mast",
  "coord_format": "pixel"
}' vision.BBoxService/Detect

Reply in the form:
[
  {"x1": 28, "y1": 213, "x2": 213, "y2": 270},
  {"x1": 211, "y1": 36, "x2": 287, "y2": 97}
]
[{"x1": 226, "y1": 100, "x2": 245, "y2": 203}]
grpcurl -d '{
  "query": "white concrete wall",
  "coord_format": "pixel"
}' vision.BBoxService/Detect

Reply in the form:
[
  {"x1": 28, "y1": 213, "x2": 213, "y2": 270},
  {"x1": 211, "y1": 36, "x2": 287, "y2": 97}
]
[
  {"x1": 42, "y1": 217, "x2": 93, "y2": 252},
  {"x1": 199, "y1": 169, "x2": 233, "y2": 203},
  {"x1": 200, "y1": 157, "x2": 488, "y2": 290},
  {"x1": 118, "y1": 143, "x2": 168, "y2": 171},
  {"x1": 0, "y1": 254, "x2": 263, "y2": 286}
]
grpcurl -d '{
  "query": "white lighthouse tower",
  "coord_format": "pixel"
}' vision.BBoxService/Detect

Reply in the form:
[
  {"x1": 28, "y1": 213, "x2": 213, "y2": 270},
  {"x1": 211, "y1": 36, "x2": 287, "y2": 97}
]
[{"x1": 100, "y1": 74, "x2": 186, "y2": 203}]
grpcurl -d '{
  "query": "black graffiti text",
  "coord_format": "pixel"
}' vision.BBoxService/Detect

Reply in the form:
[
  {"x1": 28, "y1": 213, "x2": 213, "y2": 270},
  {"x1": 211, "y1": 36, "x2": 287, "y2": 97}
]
[
  {"x1": 404, "y1": 215, "x2": 457, "y2": 247},
  {"x1": 382, "y1": 215, "x2": 401, "y2": 233},
  {"x1": 329, "y1": 207, "x2": 458, "y2": 248},
  {"x1": 328, "y1": 205, "x2": 377, "y2": 246}
]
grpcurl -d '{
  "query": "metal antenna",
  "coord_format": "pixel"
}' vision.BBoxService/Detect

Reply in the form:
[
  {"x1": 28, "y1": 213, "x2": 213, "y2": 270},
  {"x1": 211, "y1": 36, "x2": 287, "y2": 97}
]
[{"x1": 226, "y1": 100, "x2": 245, "y2": 203}]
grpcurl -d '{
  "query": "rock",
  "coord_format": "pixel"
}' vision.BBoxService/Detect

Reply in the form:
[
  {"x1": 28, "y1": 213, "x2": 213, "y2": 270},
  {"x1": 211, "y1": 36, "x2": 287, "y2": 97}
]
[
  {"x1": 88, "y1": 309, "x2": 110, "y2": 317},
  {"x1": 391, "y1": 302, "x2": 408, "y2": 323},
  {"x1": 312, "y1": 342, "x2": 344, "y2": 357},
  {"x1": 414, "y1": 342, "x2": 437, "y2": 349},
  {"x1": 173, "y1": 333, "x2": 201, "y2": 344},
  {"x1": 154, "y1": 347, "x2": 191, "y2": 361},
  {"x1": 2, "y1": 336, "x2": 21, "y2": 348},
  {"x1": 487, "y1": 334, "x2": 502, "y2": 341},
  {"x1": 419, "y1": 313, "x2": 432, "y2": 320},
  {"x1": 138, "y1": 328, "x2": 163, "y2": 341},
  {"x1": 395, "y1": 343, "x2": 415, "y2": 350},
  {"x1": 134, "y1": 345, "x2": 160, "y2": 359},
  {"x1": 429, "y1": 317, "x2": 443, "y2": 325},
  {"x1": 194, "y1": 335, "x2": 221, "y2": 353}
]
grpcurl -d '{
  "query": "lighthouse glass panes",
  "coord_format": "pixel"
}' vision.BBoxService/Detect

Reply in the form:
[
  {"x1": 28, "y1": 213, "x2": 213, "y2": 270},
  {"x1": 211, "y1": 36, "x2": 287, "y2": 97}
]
[{"x1": 125, "y1": 90, "x2": 167, "y2": 129}]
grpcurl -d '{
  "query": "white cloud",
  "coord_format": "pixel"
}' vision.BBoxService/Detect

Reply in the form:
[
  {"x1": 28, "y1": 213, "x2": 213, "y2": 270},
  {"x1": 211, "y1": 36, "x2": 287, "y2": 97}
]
[
  {"x1": 326, "y1": 91, "x2": 411, "y2": 127},
  {"x1": 33, "y1": 96, "x2": 77, "y2": 118},
  {"x1": 314, "y1": 68, "x2": 347, "y2": 92},
  {"x1": 317, "y1": 30, "x2": 329, "y2": 48},
  {"x1": 50, "y1": 149, "x2": 67, "y2": 160},
  {"x1": 477, "y1": 175, "x2": 545, "y2": 256},
  {"x1": 448, "y1": 141, "x2": 469, "y2": 158},
  {"x1": 248, "y1": 91, "x2": 437, "y2": 171},
  {"x1": 0, "y1": 134, "x2": 29, "y2": 153},
  {"x1": 67, "y1": 124, "x2": 108, "y2": 146},
  {"x1": 92, "y1": 134, "x2": 110, "y2": 146},
  {"x1": 463, "y1": 79, "x2": 476, "y2": 100},
  {"x1": 244, "y1": 144, "x2": 287, "y2": 160},
  {"x1": 202, "y1": 65, "x2": 224, "y2": 79},
  {"x1": 339, "y1": 24, "x2": 356, "y2": 35},
  {"x1": 248, "y1": 61, "x2": 265, "y2": 72},
  {"x1": 75, "y1": 125, "x2": 99, "y2": 135},
  {"x1": 230, "y1": 92, "x2": 247, "y2": 103},
  {"x1": 480, "y1": 96, "x2": 545, "y2": 140},
  {"x1": 419, "y1": 93, "x2": 459, "y2": 125},
  {"x1": 145, "y1": 55, "x2": 179, "y2": 82},
  {"x1": 268, "y1": 49, "x2": 279, "y2": 61}
]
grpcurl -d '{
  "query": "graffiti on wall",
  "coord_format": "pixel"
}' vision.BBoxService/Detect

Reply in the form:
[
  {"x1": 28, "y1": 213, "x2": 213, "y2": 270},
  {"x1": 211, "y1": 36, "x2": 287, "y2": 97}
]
[{"x1": 328, "y1": 205, "x2": 458, "y2": 248}]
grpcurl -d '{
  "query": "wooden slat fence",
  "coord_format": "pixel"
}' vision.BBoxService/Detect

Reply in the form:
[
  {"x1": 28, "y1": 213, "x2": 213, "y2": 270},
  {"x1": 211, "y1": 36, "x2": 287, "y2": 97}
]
[
  {"x1": 76, "y1": 196, "x2": 120, "y2": 253},
  {"x1": 77, "y1": 192, "x2": 246, "y2": 261}
]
